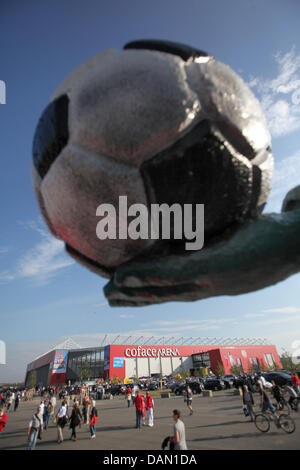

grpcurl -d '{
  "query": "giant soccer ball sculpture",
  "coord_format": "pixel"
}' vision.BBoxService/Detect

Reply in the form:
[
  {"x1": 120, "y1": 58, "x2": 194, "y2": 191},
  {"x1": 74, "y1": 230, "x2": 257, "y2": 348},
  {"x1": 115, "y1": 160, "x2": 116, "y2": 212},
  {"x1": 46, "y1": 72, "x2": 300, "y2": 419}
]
[{"x1": 32, "y1": 40, "x2": 300, "y2": 307}]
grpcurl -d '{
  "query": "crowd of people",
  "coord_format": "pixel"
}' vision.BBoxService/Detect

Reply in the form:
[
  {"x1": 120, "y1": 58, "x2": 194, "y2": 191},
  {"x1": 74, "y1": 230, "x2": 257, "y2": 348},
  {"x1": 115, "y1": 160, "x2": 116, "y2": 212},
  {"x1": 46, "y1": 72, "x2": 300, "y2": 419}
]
[
  {"x1": 241, "y1": 372, "x2": 300, "y2": 422},
  {"x1": 0, "y1": 371, "x2": 299, "y2": 450}
]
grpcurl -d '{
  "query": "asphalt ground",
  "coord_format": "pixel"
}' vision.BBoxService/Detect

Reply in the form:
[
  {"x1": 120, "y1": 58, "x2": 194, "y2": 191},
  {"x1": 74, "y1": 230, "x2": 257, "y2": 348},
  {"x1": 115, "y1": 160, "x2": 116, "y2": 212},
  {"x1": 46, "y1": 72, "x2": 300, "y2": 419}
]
[{"x1": 1, "y1": 390, "x2": 299, "y2": 450}]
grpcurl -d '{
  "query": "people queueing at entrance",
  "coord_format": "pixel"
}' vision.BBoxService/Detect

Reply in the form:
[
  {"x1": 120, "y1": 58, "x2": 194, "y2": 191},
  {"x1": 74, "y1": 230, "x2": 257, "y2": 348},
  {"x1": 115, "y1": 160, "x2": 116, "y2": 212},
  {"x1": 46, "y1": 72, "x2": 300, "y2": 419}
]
[
  {"x1": 145, "y1": 392, "x2": 154, "y2": 427},
  {"x1": 27, "y1": 406, "x2": 43, "y2": 450},
  {"x1": 89, "y1": 400, "x2": 98, "y2": 439}
]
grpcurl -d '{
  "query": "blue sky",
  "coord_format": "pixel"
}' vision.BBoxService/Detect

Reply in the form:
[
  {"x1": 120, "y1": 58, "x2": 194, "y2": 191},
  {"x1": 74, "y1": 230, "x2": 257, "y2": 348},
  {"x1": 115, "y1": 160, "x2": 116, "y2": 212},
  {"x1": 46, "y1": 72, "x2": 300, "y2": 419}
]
[{"x1": 0, "y1": 0, "x2": 300, "y2": 382}]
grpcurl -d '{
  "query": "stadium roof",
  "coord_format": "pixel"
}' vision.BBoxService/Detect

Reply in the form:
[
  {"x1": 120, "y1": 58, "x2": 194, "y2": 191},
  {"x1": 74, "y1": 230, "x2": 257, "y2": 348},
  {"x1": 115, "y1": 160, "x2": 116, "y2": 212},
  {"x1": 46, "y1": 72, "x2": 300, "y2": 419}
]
[
  {"x1": 33, "y1": 334, "x2": 271, "y2": 360},
  {"x1": 56, "y1": 334, "x2": 270, "y2": 348}
]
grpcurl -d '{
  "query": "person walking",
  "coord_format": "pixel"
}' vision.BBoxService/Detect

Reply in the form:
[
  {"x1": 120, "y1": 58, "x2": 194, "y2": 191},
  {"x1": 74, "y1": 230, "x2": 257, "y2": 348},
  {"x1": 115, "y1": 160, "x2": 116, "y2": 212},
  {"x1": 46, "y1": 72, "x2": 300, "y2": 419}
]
[
  {"x1": 141, "y1": 394, "x2": 146, "y2": 426},
  {"x1": 134, "y1": 391, "x2": 143, "y2": 429},
  {"x1": 259, "y1": 383, "x2": 275, "y2": 414},
  {"x1": 242, "y1": 385, "x2": 255, "y2": 421},
  {"x1": 82, "y1": 394, "x2": 90, "y2": 425},
  {"x1": 43, "y1": 400, "x2": 53, "y2": 430},
  {"x1": 50, "y1": 394, "x2": 56, "y2": 414},
  {"x1": 285, "y1": 384, "x2": 298, "y2": 411},
  {"x1": 291, "y1": 372, "x2": 300, "y2": 395},
  {"x1": 145, "y1": 392, "x2": 154, "y2": 427},
  {"x1": 171, "y1": 409, "x2": 188, "y2": 450},
  {"x1": 186, "y1": 386, "x2": 193, "y2": 415},
  {"x1": 0, "y1": 407, "x2": 7, "y2": 433},
  {"x1": 131, "y1": 387, "x2": 136, "y2": 406},
  {"x1": 126, "y1": 386, "x2": 132, "y2": 407},
  {"x1": 56, "y1": 402, "x2": 68, "y2": 444},
  {"x1": 89, "y1": 400, "x2": 98, "y2": 439},
  {"x1": 14, "y1": 393, "x2": 20, "y2": 412},
  {"x1": 69, "y1": 402, "x2": 82, "y2": 441},
  {"x1": 27, "y1": 406, "x2": 42, "y2": 450},
  {"x1": 6, "y1": 393, "x2": 13, "y2": 412},
  {"x1": 271, "y1": 380, "x2": 282, "y2": 407}
]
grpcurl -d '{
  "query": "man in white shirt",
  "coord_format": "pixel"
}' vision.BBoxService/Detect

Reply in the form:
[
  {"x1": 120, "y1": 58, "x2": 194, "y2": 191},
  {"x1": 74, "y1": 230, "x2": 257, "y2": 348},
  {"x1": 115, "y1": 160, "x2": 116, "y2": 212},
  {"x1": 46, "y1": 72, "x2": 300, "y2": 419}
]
[
  {"x1": 56, "y1": 404, "x2": 67, "y2": 443},
  {"x1": 171, "y1": 409, "x2": 187, "y2": 450}
]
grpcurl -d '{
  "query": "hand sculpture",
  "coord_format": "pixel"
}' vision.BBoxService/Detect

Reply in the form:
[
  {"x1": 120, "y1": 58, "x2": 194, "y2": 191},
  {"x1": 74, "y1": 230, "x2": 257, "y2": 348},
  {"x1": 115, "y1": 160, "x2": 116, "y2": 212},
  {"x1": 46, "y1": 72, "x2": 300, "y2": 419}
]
[{"x1": 104, "y1": 186, "x2": 300, "y2": 306}]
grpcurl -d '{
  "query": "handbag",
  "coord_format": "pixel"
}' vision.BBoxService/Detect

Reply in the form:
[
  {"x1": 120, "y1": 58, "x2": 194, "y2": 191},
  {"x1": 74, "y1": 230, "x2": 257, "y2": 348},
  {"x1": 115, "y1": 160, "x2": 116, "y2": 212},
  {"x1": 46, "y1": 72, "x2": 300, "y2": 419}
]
[{"x1": 53, "y1": 416, "x2": 57, "y2": 425}]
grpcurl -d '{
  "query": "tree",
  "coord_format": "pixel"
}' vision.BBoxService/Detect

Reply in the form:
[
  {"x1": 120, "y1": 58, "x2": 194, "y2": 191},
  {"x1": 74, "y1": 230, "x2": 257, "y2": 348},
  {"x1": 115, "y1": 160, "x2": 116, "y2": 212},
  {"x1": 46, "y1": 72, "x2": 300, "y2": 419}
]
[
  {"x1": 179, "y1": 365, "x2": 188, "y2": 379},
  {"x1": 216, "y1": 362, "x2": 225, "y2": 377},
  {"x1": 111, "y1": 374, "x2": 120, "y2": 385},
  {"x1": 27, "y1": 370, "x2": 37, "y2": 388},
  {"x1": 79, "y1": 358, "x2": 91, "y2": 383},
  {"x1": 271, "y1": 362, "x2": 280, "y2": 371},
  {"x1": 230, "y1": 365, "x2": 243, "y2": 376},
  {"x1": 194, "y1": 367, "x2": 207, "y2": 378},
  {"x1": 280, "y1": 350, "x2": 298, "y2": 372}
]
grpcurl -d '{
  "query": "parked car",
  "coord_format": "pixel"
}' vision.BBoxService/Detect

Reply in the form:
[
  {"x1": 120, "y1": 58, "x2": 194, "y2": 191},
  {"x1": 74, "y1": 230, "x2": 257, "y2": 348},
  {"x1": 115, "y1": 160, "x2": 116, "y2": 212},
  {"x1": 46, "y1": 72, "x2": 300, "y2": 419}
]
[
  {"x1": 147, "y1": 381, "x2": 159, "y2": 391},
  {"x1": 109, "y1": 384, "x2": 126, "y2": 396},
  {"x1": 173, "y1": 382, "x2": 203, "y2": 396},
  {"x1": 262, "y1": 371, "x2": 293, "y2": 387},
  {"x1": 204, "y1": 378, "x2": 225, "y2": 391},
  {"x1": 222, "y1": 377, "x2": 234, "y2": 389}
]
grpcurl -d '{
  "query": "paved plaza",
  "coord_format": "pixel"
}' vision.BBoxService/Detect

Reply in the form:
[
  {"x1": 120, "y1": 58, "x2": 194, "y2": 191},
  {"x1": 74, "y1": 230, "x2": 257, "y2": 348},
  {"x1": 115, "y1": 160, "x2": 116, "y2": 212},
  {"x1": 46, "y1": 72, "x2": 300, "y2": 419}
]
[{"x1": 1, "y1": 391, "x2": 299, "y2": 450}]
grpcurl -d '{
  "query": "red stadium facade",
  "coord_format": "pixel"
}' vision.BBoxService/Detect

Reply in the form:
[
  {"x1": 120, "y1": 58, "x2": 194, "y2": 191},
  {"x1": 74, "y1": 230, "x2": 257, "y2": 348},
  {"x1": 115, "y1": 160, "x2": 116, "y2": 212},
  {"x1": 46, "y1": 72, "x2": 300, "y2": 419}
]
[
  {"x1": 103, "y1": 343, "x2": 281, "y2": 380},
  {"x1": 25, "y1": 339, "x2": 282, "y2": 387}
]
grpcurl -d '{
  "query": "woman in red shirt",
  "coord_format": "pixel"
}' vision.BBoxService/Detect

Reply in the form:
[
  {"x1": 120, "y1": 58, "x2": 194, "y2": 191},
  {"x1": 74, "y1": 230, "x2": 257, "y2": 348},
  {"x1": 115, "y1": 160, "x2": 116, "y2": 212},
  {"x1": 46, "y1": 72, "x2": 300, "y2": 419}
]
[
  {"x1": 0, "y1": 407, "x2": 7, "y2": 432},
  {"x1": 145, "y1": 392, "x2": 154, "y2": 427}
]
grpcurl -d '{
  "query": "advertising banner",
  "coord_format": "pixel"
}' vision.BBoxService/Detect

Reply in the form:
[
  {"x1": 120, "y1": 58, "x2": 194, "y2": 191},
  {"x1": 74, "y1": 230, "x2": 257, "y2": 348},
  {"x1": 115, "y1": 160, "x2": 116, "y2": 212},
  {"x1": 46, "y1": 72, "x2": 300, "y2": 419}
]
[
  {"x1": 52, "y1": 350, "x2": 68, "y2": 374},
  {"x1": 113, "y1": 357, "x2": 125, "y2": 368}
]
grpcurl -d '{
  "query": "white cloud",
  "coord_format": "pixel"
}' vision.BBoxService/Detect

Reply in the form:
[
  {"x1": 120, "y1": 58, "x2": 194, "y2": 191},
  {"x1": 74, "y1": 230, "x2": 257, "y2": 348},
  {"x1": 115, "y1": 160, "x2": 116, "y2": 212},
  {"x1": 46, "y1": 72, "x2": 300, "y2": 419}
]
[
  {"x1": 1, "y1": 221, "x2": 74, "y2": 285},
  {"x1": 0, "y1": 271, "x2": 15, "y2": 282},
  {"x1": 119, "y1": 314, "x2": 135, "y2": 319},
  {"x1": 257, "y1": 314, "x2": 300, "y2": 326},
  {"x1": 266, "y1": 149, "x2": 300, "y2": 212},
  {"x1": 262, "y1": 306, "x2": 300, "y2": 314},
  {"x1": 139, "y1": 317, "x2": 235, "y2": 333},
  {"x1": 249, "y1": 46, "x2": 300, "y2": 138},
  {"x1": 243, "y1": 313, "x2": 265, "y2": 319}
]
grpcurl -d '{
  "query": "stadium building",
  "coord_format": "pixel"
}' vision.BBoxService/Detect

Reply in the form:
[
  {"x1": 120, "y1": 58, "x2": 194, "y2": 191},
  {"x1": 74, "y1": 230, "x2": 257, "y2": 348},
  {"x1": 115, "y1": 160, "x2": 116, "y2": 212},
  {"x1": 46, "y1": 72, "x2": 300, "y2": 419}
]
[{"x1": 25, "y1": 335, "x2": 282, "y2": 387}]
